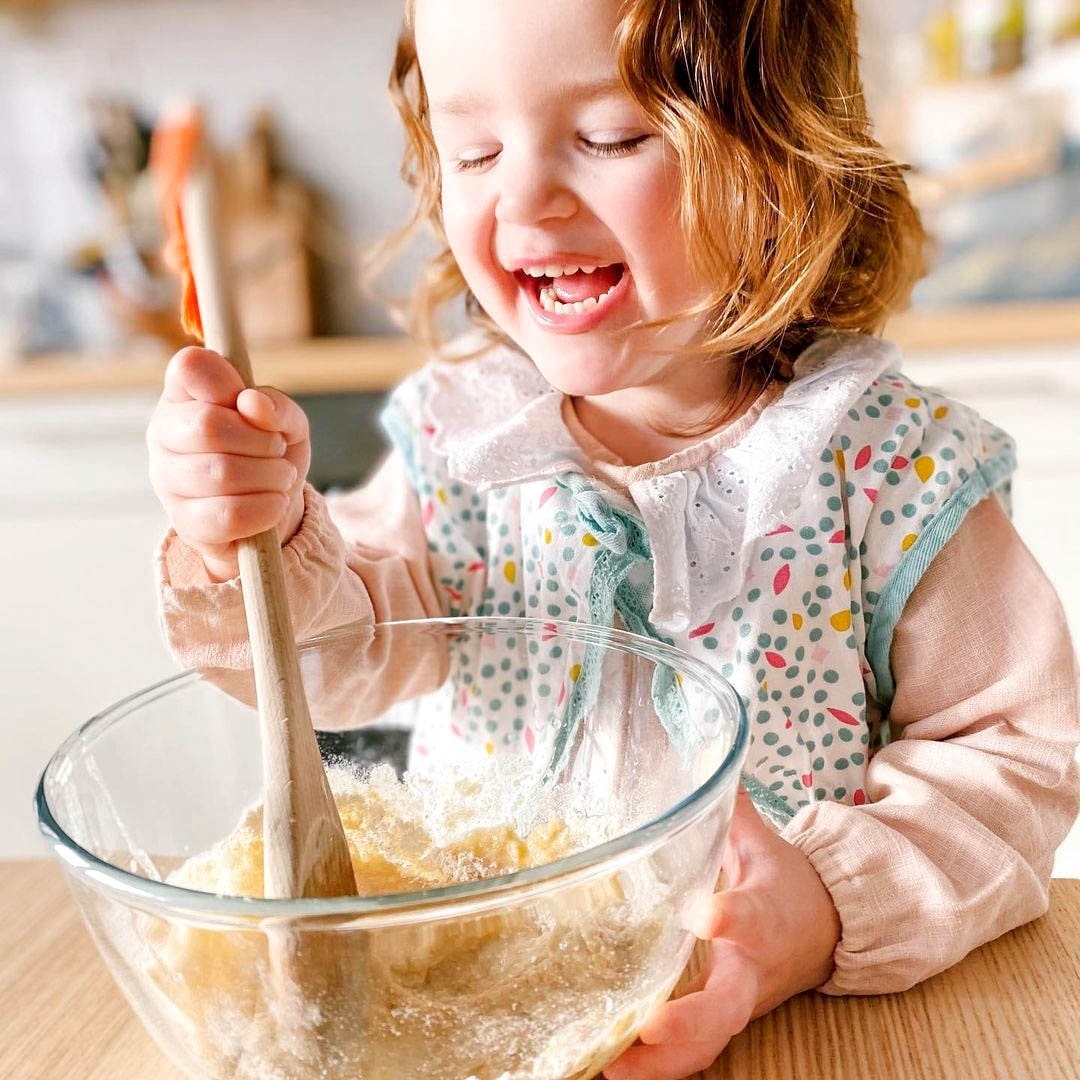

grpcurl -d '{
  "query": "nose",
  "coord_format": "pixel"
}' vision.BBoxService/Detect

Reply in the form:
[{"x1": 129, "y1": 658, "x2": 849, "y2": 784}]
[{"x1": 494, "y1": 149, "x2": 578, "y2": 226}]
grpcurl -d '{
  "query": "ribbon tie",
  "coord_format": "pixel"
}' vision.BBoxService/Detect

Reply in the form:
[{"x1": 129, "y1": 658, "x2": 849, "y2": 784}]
[
  {"x1": 547, "y1": 473, "x2": 701, "y2": 774},
  {"x1": 549, "y1": 474, "x2": 796, "y2": 824}
]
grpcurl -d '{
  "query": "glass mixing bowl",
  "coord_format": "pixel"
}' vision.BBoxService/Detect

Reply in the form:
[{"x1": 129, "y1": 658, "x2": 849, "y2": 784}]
[{"x1": 36, "y1": 617, "x2": 747, "y2": 1080}]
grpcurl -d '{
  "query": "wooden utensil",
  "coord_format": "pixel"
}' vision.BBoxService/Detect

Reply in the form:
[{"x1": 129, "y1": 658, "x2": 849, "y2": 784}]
[{"x1": 150, "y1": 105, "x2": 357, "y2": 901}]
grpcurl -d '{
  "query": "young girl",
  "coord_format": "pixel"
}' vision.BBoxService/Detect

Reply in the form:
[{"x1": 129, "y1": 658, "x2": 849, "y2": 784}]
[{"x1": 148, "y1": 0, "x2": 1080, "y2": 1076}]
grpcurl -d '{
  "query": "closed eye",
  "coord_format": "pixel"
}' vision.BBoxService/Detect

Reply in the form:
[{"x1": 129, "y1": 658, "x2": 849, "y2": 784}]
[
  {"x1": 454, "y1": 150, "x2": 500, "y2": 173},
  {"x1": 580, "y1": 134, "x2": 652, "y2": 157}
]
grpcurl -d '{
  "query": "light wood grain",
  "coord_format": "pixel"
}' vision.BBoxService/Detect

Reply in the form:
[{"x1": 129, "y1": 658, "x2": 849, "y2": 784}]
[
  {"x1": 0, "y1": 335, "x2": 424, "y2": 398},
  {"x1": 180, "y1": 142, "x2": 355, "y2": 903},
  {"x1": 2, "y1": 861, "x2": 1077, "y2": 1080}
]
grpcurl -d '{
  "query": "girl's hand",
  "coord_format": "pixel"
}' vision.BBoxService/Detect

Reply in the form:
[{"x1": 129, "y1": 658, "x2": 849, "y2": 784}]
[
  {"x1": 147, "y1": 347, "x2": 311, "y2": 582},
  {"x1": 604, "y1": 790, "x2": 841, "y2": 1080}
]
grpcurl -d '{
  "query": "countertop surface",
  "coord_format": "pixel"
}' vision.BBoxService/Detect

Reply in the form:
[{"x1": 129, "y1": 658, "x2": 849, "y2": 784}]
[
  {"x1": 2, "y1": 860, "x2": 1077, "y2": 1080},
  {"x1": 2, "y1": 300, "x2": 1078, "y2": 399}
]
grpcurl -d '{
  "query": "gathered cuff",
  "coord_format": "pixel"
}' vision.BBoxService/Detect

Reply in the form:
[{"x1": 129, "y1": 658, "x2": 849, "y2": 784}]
[
  {"x1": 781, "y1": 799, "x2": 946, "y2": 997},
  {"x1": 157, "y1": 485, "x2": 371, "y2": 670}
]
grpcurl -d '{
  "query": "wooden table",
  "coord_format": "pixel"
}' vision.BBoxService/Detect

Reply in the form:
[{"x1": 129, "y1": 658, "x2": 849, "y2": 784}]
[{"x1": 2, "y1": 861, "x2": 1077, "y2": 1079}]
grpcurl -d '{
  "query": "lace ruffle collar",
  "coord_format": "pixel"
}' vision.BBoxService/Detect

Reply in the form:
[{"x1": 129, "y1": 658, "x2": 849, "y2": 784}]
[{"x1": 422, "y1": 332, "x2": 901, "y2": 631}]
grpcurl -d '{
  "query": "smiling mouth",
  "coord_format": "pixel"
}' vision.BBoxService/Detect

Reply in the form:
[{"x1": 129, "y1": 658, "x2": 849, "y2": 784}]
[{"x1": 516, "y1": 263, "x2": 626, "y2": 316}]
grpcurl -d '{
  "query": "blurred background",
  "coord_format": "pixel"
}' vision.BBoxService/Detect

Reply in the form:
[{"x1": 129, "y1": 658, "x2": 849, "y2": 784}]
[{"x1": 1, "y1": 1, "x2": 1077, "y2": 869}]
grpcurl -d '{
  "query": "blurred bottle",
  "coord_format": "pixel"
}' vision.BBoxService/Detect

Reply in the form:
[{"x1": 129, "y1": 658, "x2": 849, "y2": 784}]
[
  {"x1": 925, "y1": 2, "x2": 965, "y2": 81},
  {"x1": 1027, "y1": 0, "x2": 1080, "y2": 53},
  {"x1": 959, "y1": 0, "x2": 1027, "y2": 76}
]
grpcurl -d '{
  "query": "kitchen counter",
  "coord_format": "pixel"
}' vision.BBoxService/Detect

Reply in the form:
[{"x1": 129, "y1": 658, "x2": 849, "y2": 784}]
[
  {"x1": 1, "y1": 299, "x2": 1077, "y2": 398},
  {"x1": 2, "y1": 860, "x2": 1077, "y2": 1079},
  {"x1": 0, "y1": 335, "x2": 423, "y2": 398}
]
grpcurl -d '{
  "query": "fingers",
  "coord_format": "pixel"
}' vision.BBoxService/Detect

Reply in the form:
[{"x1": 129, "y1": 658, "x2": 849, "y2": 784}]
[
  {"x1": 686, "y1": 886, "x2": 757, "y2": 942},
  {"x1": 162, "y1": 492, "x2": 291, "y2": 547},
  {"x1": 150, "y1": 348, "x2": 311, "y2": 569},
  {"x1": 153, "y1": 401, "x2": 288, "y2": 458},
  {"x1": 236, "y1": 386, "x2": 309, "y2": 446},
  {"x1": 604, "y1": 944, "x2": 759, "y2": 1080},
  {"x1": 151, "y1": 451, "x2": 298, "y2": 500}
]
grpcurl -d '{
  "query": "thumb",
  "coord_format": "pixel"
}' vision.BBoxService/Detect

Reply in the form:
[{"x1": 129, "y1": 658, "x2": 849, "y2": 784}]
[
  {"x1": 721, "y1": 786, "x2": 779, "y2": 883},
  {"x1": 162, "y1": 346, "x2": 245, "y2": 407},
  {"x1": 729, "y1": 785, "x2": 777, "y2": 845}
]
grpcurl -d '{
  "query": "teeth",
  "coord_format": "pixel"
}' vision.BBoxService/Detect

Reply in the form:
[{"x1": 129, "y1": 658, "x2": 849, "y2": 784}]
[
  {"x1": 538, "y1": 281, "x2": 619, "y2": 316},
  {"x1": 523, "y1": 262, "x2": 613, "y2": 279}
]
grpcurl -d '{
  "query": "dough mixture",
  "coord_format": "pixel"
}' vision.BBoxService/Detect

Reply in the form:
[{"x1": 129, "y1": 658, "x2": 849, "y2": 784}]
[{"x1": 136, "y1": 764, "x2": 685, "y2": 1080}]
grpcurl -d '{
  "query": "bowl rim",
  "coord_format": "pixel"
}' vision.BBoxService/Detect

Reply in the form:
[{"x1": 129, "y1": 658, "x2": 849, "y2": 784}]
[{"x1": 35, "y1": 616, "x2": 748, "y2": 926}]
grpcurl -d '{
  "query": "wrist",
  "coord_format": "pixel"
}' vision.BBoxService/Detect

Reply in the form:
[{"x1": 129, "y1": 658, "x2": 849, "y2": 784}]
[
  {"x1": 754, "y1": 861, "x2": 840, "y2": 1016},
  {"x1": 202, "y1": 550, "x2": 240, "y2": 583}
]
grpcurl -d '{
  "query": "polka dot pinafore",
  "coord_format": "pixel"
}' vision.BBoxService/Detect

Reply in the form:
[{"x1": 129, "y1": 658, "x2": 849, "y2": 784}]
[{"x1": 381, "y1": 333, "x2": 1015, "y2": 824}]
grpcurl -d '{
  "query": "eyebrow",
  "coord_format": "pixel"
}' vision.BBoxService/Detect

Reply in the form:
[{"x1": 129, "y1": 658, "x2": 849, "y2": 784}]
[{"x1": 430, "y1": 77, "x2": 627, "y2": 117}]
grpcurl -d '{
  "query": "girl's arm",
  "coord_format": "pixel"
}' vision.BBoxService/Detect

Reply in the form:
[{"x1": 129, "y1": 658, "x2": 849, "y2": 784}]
[
  {"x1": 783, "y1": 494, "x2": 1080, "y2": 994},
  {"x1": 607, "y1": 497, "x2": 1078, "y2": 1080},
  {"x1": 158, "y1": 452, "x2": 443, "y2": 673}
]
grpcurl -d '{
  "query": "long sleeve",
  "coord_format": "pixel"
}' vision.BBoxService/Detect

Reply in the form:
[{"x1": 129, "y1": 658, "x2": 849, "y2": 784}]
[
  {"x1": 781, "y1": 494, "x2": 1080, "y2": 995},
  {"x1": 157, "y1": 451, "x2": 442, "y2": 672}
]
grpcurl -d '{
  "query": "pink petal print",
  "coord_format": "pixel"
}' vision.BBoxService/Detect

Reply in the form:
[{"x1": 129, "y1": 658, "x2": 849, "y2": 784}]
[
  {"x1": 827, "y1": 707, "x2": 860, "y2": 726},
  {"x1": 556, "y1": 683, "x2": 566, "y2": 707},
  {"x1": 689, "y1": 622, "x2": 715, "y2": 639},
  {"x1": 451, "y1": 723, "x2": 463, "y2": 738},
  {"x1": 422, "y1": 500, "x2": 435, "y2": 527},
  {"x1": 467, "y1": 561, "x2": 485, "y2": 572},
  {"x1": 539, "y1": 486, "x2": 558, "y2": 507},
  {"x1": 854, "y1": 445, "x2": 872, "y2": 470},
  {"x1": 801, "y1": 773, "x2": 813, "y2": 788},
  {"x1": 853, "y1": 788, "x2": 867, "y2": 806},
  {"x1": 524, "y1": 726, "x2": 536, "y2": 753},
  {"x1": 829, "y1": 529, "x2": 846, "y2": 544},
  {"x1": 890, "y1": 455, "x2": 909, "y2": 469},
  {"x1": 773, "y1": 563, "x2": 791, "y2": 595},
  {"x1": 422, "y1": 423, "x2": 436, "y2": 436},
  {"x1": 445, "y1": 585, "x2": 463, "y2": 603},
  {"x1": 766, "y1": 524, "x2": 794, "y2": 536},
  {"x1": 765, "y1": 651, "x2": 787, "y2": 669},
  {"x1": 415, "y1": 743, "x2": 429, "y2": 756},
  {"x1": 784, "y1": 718, "x2": 793, "y2": 729},
  {"x1": 460, "y1": 688, "x2": 468, "y2": 706},
  {"x1": 863, "y1": 488, "x2": 878, "y2": 503}
]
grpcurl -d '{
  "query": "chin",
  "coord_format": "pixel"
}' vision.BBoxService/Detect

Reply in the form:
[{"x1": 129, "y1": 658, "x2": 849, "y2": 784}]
[{"x1": 527, "y1": 341, "x2": 638, "y2": 398}]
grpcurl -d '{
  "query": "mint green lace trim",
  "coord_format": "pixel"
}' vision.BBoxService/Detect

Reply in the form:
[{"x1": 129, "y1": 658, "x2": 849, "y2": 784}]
[{"x1": 865, "y1": 449, "x2": 1017, "y2": 710}]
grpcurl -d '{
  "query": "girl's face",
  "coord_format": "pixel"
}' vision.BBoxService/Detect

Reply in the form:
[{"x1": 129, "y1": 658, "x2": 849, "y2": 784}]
[{"x1": 414, "y1": 0, "x2": 711, "y2": 404}]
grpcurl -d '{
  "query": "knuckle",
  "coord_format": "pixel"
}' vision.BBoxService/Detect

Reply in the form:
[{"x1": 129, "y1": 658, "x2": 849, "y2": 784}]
[
  {"x1": 215, "y1": 500, "x2": 245, "y2": 538},
  {"x1": 191, "y1": 406, "x2": 221, "y2": 443},
  {"x1": 205, "y1": 455, "x2": 228, "y2": 489}
]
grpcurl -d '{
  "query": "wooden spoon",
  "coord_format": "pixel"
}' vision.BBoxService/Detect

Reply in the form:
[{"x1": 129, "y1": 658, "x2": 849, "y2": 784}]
[{"x1": 151, "y1": 106, "x2": 357, "y2": 901}]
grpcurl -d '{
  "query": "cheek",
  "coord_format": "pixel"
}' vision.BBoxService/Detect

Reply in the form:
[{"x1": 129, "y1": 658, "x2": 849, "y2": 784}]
[
  {"x1": 439, "y1": 189, "x2": 472, "y2": 263},
  {"x1": 440, "y1": 184, "x2": 488, "y2": 263},
  {"x1": 614, "y1": 166, "x2": 684, "y2": 269}
]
